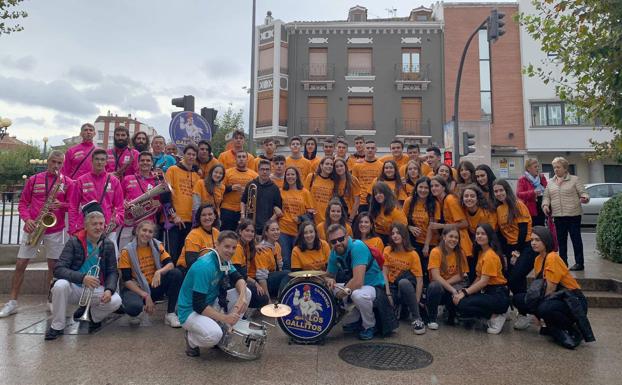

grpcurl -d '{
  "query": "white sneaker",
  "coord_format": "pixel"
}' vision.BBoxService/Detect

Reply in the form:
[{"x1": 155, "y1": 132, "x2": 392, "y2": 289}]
[
  {"x1": 164, "y1": 312, "x2": 181, "y2": 328},
  {"x1": 0, "y1": 300, "x2": 18, "y2": 318},
  {"x1": 427, "y1": 321, "x2": 439, "y2": 330},
  {"x1": 487, "y1": 313, "x2": 507, "y2": 335},
  {"x1": 514, "y1": 314, "x2": 531, "y2": 330},
  {"x1": 128, "y1": 316, "x2": 142, "y2": 326}
]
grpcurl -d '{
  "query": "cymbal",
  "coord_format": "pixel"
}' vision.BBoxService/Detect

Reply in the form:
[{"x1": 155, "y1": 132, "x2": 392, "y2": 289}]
[
  {"x1": 260, "y1": 303, "x2": 292, "y2": 318},
  {"x1": 288, "y1": 270, "x2": 327, "y2": 278}
]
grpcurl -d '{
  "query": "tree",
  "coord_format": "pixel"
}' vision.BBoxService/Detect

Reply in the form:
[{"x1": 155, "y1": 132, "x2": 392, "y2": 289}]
[
  {"x1": 211, "y1": 105, "x2": 246, "y2": 157},
  {"x1": 519, "y1": 0, "x2": 622, "y2": 161},
  {"x1": 0, "y1": 0, "x2": 28, "y2": 36},
  {"x1": 0, "y1": 145, "x2": 42, "y2": 191}
]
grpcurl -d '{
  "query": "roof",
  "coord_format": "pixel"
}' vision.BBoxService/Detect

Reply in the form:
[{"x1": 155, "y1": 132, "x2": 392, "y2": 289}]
[{"x1": 0, "y1": 135, "x2": 31, "y2": 150}]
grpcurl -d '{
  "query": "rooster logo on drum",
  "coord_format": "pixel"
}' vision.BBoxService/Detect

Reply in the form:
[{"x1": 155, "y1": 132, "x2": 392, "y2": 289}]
[{"x1": 293, "y1": 285, "x2": 323, "y2": 320}]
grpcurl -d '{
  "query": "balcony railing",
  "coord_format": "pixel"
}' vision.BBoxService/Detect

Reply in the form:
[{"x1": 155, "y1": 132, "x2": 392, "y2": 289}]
[
  {"x1": 345, "y1": 120, "x2": 376, "y2": 131},
  {"x1": 0, "y1": 191, "x2": 24, "y2": 245},
  {"x1": 256, "y1": 119, "x2": 273, "y2": 128},
  {"x1": 300, "y1": 117, "x2": 334, "y2": 135},
  {"x1": 302, "y1": 63, "x2": 335, "y2": 81},
  {"x1": 346, "y1": 65, "x2": 375, "y2": 77},
  {"x1": 394, "y1": 64, "x2": 431, "y2": 90}
]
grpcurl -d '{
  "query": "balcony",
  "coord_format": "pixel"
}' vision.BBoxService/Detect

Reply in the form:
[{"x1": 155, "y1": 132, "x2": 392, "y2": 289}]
[
  {"x1": 345, "y1": 120, "x2": 376, "y2": 136},
  {"x1": 345, "y1": 65, "x2": 375, "y2": 81},
  {"x1": 299, "y1": 117, "x2": 334, "y2": 135},
  {"x1": 394, "y1": 119, "x2": 432, "y2": 144},
  {"x1": 301, "y1": 64, "x2": 335, "y2": 91},
  {"x1": 394, "y1": 64, "x2": 431, "y2": 91}
]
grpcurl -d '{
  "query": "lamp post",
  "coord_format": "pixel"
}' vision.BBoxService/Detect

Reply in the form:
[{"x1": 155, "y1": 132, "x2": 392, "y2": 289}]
[
  {"x1": 42, "y1": 137, "x2": 49, "y2": 157},
  {"x1": 0, "y1": 117, "x2": 12, "y2": 141}
]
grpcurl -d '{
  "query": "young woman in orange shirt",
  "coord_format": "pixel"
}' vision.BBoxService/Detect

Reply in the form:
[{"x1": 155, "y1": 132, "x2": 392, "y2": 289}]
[
  {"x1": 474, "y1": 164, "x2": 497, "y2": 206},
  {"x1": 455, "y1": 160, "x2": 476, "y2": 196},
  {"x1": 192, "y1": 163, "x2": 225, "y2": 218},
  {"x1": 369, "y1": 182, "x2": 408, "y2": 245},
  {"x1": 177, "y1": 204, "x2": 220, "y2": 272},
  {"x1": 352, "y1": 212, "x2": 384, "y2": 252},
  {"x1": 255, "y1": 220, "x2": 291, "y2": 298},
  {"x1": 461, "y1": 183, "x2": 497, "y2": 282},
  {"x1": 317, "y1": 198, "x2": 353, "y2": 241},
  {"x1": 437, "y1": 163, "x2": 457, "y2": 193},
  {"x1": 374, "y1": 160, "x2": 407, "y2": 204},
  {"x1": 290, "y1": 221, "x2": 331, "y2": 272},
  {"x1": 403, "y1": 177, "x2": 438, "y2": 277},
  {"x1": 304, "y1": 157, "x2": 336, "y2": 224},
  {"x1": 333, "y1": 158, "x2": 360, "y2": 222},
  {"x1": 232, "y1": 219, "x2": 269, "y2": 309},
  {"x1": 402, "y1": 160, "x2": 421, "y2": 196}
]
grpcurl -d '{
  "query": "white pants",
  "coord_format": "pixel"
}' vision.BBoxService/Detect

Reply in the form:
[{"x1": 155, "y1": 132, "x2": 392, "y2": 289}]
[
  {"x1": 50, "y1": 279, "x2": 122, "y2": 330},
  {"x1": 336, "y1": 284, "x2": 377, "y2": 329},
  {"x1": 17, "y1": 231, "x2": 67, "y2": 260},
  {"x1": 116, "y1": 227, "x2": 135, "y2": 252},
  {"x1": 182, "y1": 287, "x2": 252, "y2": 349}
]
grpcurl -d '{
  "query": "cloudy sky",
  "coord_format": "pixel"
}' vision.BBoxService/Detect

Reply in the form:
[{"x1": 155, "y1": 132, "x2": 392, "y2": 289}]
[{"x1": 1, "y1": 0, "x2": 512, "y2": 147}]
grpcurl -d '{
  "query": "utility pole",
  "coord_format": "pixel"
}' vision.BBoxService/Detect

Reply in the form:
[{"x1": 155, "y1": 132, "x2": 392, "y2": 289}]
[{"x1": 248, "y1": 0, "x2": 256, "y2": 152}]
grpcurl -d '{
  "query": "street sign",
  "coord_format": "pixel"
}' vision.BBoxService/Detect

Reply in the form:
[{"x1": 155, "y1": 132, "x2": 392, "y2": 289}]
[{"x1": 169, "y1": 111, "x2": 212, "y2": 151}]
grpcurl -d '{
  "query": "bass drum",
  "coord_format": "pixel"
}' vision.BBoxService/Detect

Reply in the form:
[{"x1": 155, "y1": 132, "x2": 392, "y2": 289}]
[{"x1": 277, "y1": 276, "x2": 338, "y2": 344}]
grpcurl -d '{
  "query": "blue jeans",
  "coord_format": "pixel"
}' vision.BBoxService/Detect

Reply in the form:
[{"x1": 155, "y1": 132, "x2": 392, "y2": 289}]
[{"x1": 279, "y1": 233, "x2": 296, "y2": 270}]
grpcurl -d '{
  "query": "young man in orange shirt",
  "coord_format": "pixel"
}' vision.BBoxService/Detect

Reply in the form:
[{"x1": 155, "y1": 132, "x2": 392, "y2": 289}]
[
  {"x1": 353, "y1": 140, "x2": 384, "y2": 214},
  {"x1": 270, "y1": 155, "x2": 286, "y2": 189},
  {"x1": 221, "y1": 151, "x2": 258, "y2": 231},
  {"x1": 380, "y1": 139, "x2": 409, "y2": 170},
  {"x1": 217, "y1": 130, "x2": 256, "y2": 170},
  {"x1": 286, "y1": 136, "x2": 312, "y2": 180},
  {"x1": 255, "y1": 138, "x2": 276, "y2": 172},
  {"x1": 196, "y1": 140, "x2": 219, "y2": 177}
]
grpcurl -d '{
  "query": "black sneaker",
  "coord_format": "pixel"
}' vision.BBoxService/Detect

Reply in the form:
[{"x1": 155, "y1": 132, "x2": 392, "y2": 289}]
[
  {"x1": 88, "y1": 321, "x2": 102, "y2": 334},
  {"x1": 569, "y1": 264, "x2": 584, "y2": 271},
  {"x1": 44, "y1": 327, "x2": 64, "y2": 340},
  {"x1": 185, "y1": 331, "x2": 200, "y2": 357}
]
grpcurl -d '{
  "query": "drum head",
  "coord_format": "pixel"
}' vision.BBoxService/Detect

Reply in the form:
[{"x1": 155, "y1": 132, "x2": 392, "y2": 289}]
[{"x1": 277, "y1": 279, "x2": 337, "y2": 342}]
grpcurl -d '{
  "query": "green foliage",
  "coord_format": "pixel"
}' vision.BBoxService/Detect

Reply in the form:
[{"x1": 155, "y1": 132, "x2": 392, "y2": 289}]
[
  {"x1": 596, "y1": 193, "x2": 622, "y2": 263},
  {"x1": 0, "y1": 0, "x2": 28, "y2": 36},
  {"x1": 0, "y1": 145, "x2": 42, "y2": 190},
  {"x1": 519, "y1": 0, "x2": 622, "y2": 160},
  {"x1": 210, "y1": 106, "x2": 246, "y2": 157}
]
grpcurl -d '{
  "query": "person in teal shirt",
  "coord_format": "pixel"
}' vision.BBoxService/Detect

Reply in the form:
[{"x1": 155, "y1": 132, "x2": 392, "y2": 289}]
[
  {"x1": 177, "y1": 230, "x2": 250, "y2": 357},
  {"x1": 325, "y1": 224, "x2": 385, "y2": 340},
  {"x1": 151, "y1": 135, "x2": 177, "y2": 173}
]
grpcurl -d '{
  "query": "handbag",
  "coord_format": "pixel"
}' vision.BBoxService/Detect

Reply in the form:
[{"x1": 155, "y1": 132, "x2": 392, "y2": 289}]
[
  {"x1": 546, "y1": 215, "x2": 559, "y2": 252},
  {"x1": 525, "y1": 254, "x2": 548, "y2": 312}
]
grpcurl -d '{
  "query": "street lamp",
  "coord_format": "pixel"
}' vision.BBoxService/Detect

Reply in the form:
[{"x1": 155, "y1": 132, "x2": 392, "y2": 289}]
[
  {"x1": 0, "y1": 116, "x2": 12, "y2": 141},
  {"x1": 43, "y1": 137, "x2": 49, "y2": 156}
]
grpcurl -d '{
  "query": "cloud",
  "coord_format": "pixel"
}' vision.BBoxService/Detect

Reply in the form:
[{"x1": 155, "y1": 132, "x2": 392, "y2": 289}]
[
  {"x1": 201, "y1": 58, "x2": 243, "y2": 79},
  {"x1": 0, "y1": 55, "x2": 37, "y2": 72},
  {"x1": 14, "y1": 116, "x2": 46, "y2": 126},
  {"x1": 66, "y1": 66, "x2": 104, "y2": 83},
  {"x1": 53, "y1": 115, "x2": 82, "y2": 128}
]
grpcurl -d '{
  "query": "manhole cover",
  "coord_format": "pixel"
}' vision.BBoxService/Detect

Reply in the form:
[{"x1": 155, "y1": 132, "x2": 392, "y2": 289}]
[{"x1": 338, "y1": 343, "x2": 433, "y2": 371}]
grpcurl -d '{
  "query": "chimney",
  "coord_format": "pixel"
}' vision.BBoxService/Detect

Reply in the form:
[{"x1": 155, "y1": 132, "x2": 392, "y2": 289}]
[
  {"x1": 348, "y1": 6, "x2": 367, "y2": 22},
  {"x1": 265, "y1": 11, "x2": 273, "y2": 25}
]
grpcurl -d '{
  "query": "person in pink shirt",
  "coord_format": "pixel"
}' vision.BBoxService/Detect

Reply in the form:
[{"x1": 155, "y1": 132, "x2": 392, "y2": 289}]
[
  {"x1": 0, "y1": 151, "x2": 73, "y2": 318},
  {"x1": 106, "y1": 126, "x2": 139, "y2": 179},
  {"x1": 69, "y1": 149, "x2": 124, "y2": 255},
  {"x1": 61, "y1": 123, "x2": 99, "y2": 179},
  {"x1": 117, "y1": 152, "x2": 160, "y2": 250}
]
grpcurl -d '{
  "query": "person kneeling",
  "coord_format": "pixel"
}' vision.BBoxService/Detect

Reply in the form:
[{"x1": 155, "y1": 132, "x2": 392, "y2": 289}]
[
  {"x1": 177, "y1": 231, "x2": 251, "y2": 357},
  {"x1": 453, "y1": 224, "x2": 510, "y2": 334},
  {"x1": 46, "y1": 204, "x2": 121, "y2": 340},
  {"x1": 382, "y1": 223, "x2": 425, "y2": 334},
  {"x1": 119, "y1": 220, "x2": 183, "y2": 327},
  {"x1": 255, "y1": 220, "x2": 291, "y2": 297}
]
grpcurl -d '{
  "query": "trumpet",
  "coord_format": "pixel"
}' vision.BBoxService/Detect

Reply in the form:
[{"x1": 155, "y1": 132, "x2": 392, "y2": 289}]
[
  {"x1": 124, "y1": 180, "x2": 171, "y2": 226},
  {"x1": 77, "y1": 240, "x2": 103, "y2": 322},
  {"x1": 244, "y1": 183, "x2": 257, "y2": 225}
]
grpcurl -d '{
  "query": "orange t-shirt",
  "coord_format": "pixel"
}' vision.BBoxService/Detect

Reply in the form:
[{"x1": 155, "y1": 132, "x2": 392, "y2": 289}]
[
  {"x1": 371, "y1": 178, "x2": 408, "y2": 201},
  {"x1": 221, "y1": 168, "x2": 258, "y2": 212},
  {"x1": 476, "y1": 248, "x2": 507, "y2": 285},
  {"x1": 286, "y1": 156, "x2": 312, "y2": 181},
  {"x1": 441, "y1": 194, "x2": 473, "y2": 257},
  {"x1": 165, "y1": 165, "x2": 201, "y2": 222},
  {"x1": 177, "y1": 227, "x2": 219, "y2": 268},
  {"x1": 271, "y1": 175, "x2": 284, "y2": 189},
  {"x1": 217, "y1": 150, "x2": 256, "y2": 170},
  {"x1": 119, "y1": 244, "x2": 170, "y2": 285},
  {"x1": 534, "y1": 252, "x2": 580, "y2": 290},
  {"x1": 383, "y1": 246, "x2": 423, "y2": 284},
  {"x1": 253, "y1": 243, "x2": 283, "y2": 278},
  {"x1": 304, "y1": 173, "x2": 335, "y2": 224},
  {"x1": 317, "y1": 222, "x2": 352, "y2": 241},
  {"x1": 279, "y1": 188, "x2": 315, "y2": 236},
  {"x1": 399, "y1": 161, "x2": 430, "y2": 182},
  {"x1": 374, "y1": 207, "x2": 407, "y2": 236},
  {"x1": 496, "y1": 201, "x2": 532, "y2": 245},
  {"x1": 232, "y1": 242, "x2": 256, "y2": 278},
  {"x1": 352, "y1": 159, "x2": 384, "y2": 205},
  {"x1": 465, "y1": 207, "x2": 498, "y2": 235},
  {"x1": 403, "y1": 197, "x2": 441, "y2": 245},
  {"x1": 193, "y1": 181, "x2": 225, "y2": 211},
  {"x1": 291, "y1": 240, "x2": 331, "y2": 271},
  {"x1": 346, "y1": 155, "x2": 364, "y2": 171},
  {"x1": 197, "y1": 158, "x2": 220, "y2": 178},
  {"x1": 380, "y1": 154, "x2": 410, "y2": 170},
  {"x1": 308, "y1": 156, "x2": 321, "y2": 174},
  {"x1": 337, "y1": 176, "x2": 361, "y2": 215},
  {"x1": 363, "y1": 236, "x2": 385, "y2": 252},
  {"x1": 428, "y1": 246, "x2": 469, "y2": 281}
]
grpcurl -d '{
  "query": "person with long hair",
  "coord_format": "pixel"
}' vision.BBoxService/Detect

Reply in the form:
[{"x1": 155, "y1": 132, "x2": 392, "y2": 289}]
[
  {"x1": 382, "y1": 223, "x2": 426, "y2": 334},
  {"x1": 402, "y1": 160, "x2": 421, "y2": 196},
  {"x1": 516, "y1": 158, "x2": 548, "y2": 227},
  {"x1": 232, "y1": 219, "x2": 269, "y2": 308},
  {"x1": 304, "y1": 137, "x2": 320, "y2": 172},
  {"x1": 304, "y1": 156, "x2": 336, "y2": 224},
  {"x1": 352, "y1": 212, "x2": 384, "y2": 251},
  {"x1": 279, "y1": 167, "x2": 315, "y2": 269},
  {"x1": 456, "y1": 160, "x2": 476, "y2": 195},
  {"x1": 254, "y1": 220, "x2": 291, "y2": 298},
  {"x1": 493, "y1": 179, "x2": 535, "y2": 326},
  {"x1": 177, "y1": 204, "x2": 220, "y2": 272},
  {"x1": 437, "y1": 163, "x2": 457, "y2": 193},
  {"x1": 453, "y1": 223, "x2": 510, "y2": 334},
  {"x1": 317, "y1": 198, "x2": 353, "y2": 241},
  {"x1": 403, "y1": 177, "x2": 439, "y2": 265},
  {"x1": 513, "y1": 226, "x2": 593, "y2": 349},
  {"x1": 475, "y1": 164, "x2": 496, "y2": 205},
  {"x1": 426, "y1": 227, "x2": 469, "y2": 330},
  {"x1": 429, "y1": 176, "x2": 473, "y2": 263},
  {"x1": 334, "y1": 158, "x2": 360, "y2": 222},
  {"x1": 461, "y1": 184, "x2": 497, "y2": 282},
  {"x1": 369, "y1": 182, "x2": 407, "y2": 245},
  {"x1": 192, "y1": 163, "x2": 225, "y2": 216},
  {"x1": 373, "y1": 160, "x2": 407, "y2": 203},
  {"x1": 291, "y1": 221, "x2": 331, "y2": 271}
]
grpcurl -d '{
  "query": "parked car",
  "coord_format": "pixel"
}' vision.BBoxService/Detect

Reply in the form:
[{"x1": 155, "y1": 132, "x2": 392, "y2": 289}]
[{"x1": 582, "y1": 183, "x2": 622, "y2": 225}]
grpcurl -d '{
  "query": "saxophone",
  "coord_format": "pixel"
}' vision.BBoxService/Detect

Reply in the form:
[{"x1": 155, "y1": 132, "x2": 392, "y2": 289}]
[{"x1": 26, "y1": 172, "x2": 62, "y2": 246}]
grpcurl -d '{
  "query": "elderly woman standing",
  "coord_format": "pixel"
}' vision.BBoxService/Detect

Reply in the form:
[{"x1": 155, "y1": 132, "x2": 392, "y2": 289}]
[
  {"x1": 517, "y1": 159, "x2": 548, "y2": 226},
  {"x1": 542, "y1": 157, "x2": 589, "y2": 271}
]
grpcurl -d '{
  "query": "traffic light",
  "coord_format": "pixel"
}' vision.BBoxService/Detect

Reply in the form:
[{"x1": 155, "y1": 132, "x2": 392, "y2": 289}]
[
  {"x1": 462, "y1": 131, "x2": 476, "y2": 155},
  {"x1": 171, "y1": 95, "x2": 195, "y2": 119},
  {"x1": 487, "y1": 9, "x2": 506, "y2": 42},
  {"x1": 201, "y1": 107, "x2": 219, "y2": 134}
]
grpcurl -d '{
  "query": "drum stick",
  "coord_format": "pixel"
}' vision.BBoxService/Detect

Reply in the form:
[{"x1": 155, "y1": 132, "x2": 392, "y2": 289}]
[{"x1": 335, "y1": 286, "x2": 352, "y2": 295}]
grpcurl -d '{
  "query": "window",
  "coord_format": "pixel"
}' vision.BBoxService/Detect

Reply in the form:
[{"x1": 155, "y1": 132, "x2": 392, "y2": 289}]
[
  {"x1": 400, "y1": 97, "x2": 422, "y2": 135},
  {"x1": 530, "y1": 102, "x2": 588, "y2": 127},
  {"x1": 256, "y1": 91, "x2": 273, "y2": 127},
  {"x1": 98, "y1": 132, "x2": 104, "y2": 140},
  {"x1": 280, "y1": 44, "x2": 288, "y2": 74},
  {"x1": 307, "y1": 97, "x2": 328, "y2": 134},
  {"x1": 309, "y1": 48, "x2": 328, "y2": 79},
  {"x1": 279, "y1": 91, "x2": 288, "y2": 127},
  {"x1": 605, "y1": 165, "x2": 622, "y2": 183},
  {"x1": 347, "y1": 97, "x2": 373, "y2": 130},
  {"x1": 258, "y1": 46, "x2": 274, "y2": 76},
  {"x1": 547, "y1": 104, "x2": 562, "y2": 125},
  {"x1": 347, "y1": 48, "x2": 372, "y2": 76},
  {"x1": 478, "y1": 30, "x2": 492, "y2": 120},
  {"x1": 587, "y1": 185, "x2": 610, "y2": 199},
  {"x1": 401, "y1": 48, "x2": 420, "y2": 73}
]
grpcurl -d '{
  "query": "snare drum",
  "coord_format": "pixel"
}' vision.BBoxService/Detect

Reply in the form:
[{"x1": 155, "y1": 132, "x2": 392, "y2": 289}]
[
  {"x1": 218, "y1": 319, "x2": 267, "y2": 360},
  {"x1": 277, "y1": 275, "x2": 339, "y2": 344}
]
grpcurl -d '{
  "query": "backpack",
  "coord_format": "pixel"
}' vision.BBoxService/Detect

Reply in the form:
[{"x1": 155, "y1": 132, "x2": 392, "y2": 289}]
[{"x1": 335, "y1": 242, "x2": 383, "y2": 283}]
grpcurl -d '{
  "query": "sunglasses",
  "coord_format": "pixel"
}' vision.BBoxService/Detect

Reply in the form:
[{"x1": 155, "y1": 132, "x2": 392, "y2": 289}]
[{"x1": 329, "y1": 236, "x2": 346, "y2": 245}]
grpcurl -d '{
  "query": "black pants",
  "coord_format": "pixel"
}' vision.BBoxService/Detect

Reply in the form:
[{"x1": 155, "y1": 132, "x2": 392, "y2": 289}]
[
  {"x1": 426, "y1": 280, "x2": 462, "y2": 322},
  {"x1": 554, "y1": 215, "x2": 584, "y2": 266},
  {"x1": 167, "y1": 223, "x2": 192, "y2": 264},
  {"x1": 503, "y1": 244, "x2": 537, "y2": 295},
  {"x1": 513, "y1": 291, "x2": 587, "y2": 331},
  {"x1": 412, "y1": 241, "x2": 430, "y2": 286},
  {"x1": 247, "y1": 280, "x2": 269, "y2": 309},
  {"x1": 389, "y1": 278, "x2": 422, "y2": 320},
  {"x1": 121, "y1": 268, "x2": 183, "y2": 315},
  {"x1": 221, "y1": 208, "x2": 241, "y2": 231},
  {"x1": 456, "y1": 285, "x2": 510, "y2": 319},
  {"x1": 263, "y1": 270, "x2": 291, "y2": 298},
  {"x1": 532, "y1": 196, "x2": 546, "y2": 227}
]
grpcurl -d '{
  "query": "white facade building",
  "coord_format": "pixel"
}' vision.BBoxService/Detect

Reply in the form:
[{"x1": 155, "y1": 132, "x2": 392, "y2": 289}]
[{"x1": 93, "y1": 112, "x2": 158, "y2": 150}]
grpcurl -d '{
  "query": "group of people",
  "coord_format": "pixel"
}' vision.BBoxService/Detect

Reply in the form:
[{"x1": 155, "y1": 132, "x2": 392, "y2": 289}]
[{"x1": 0, "y1": 123, "x2": 594, "y2": 354}]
